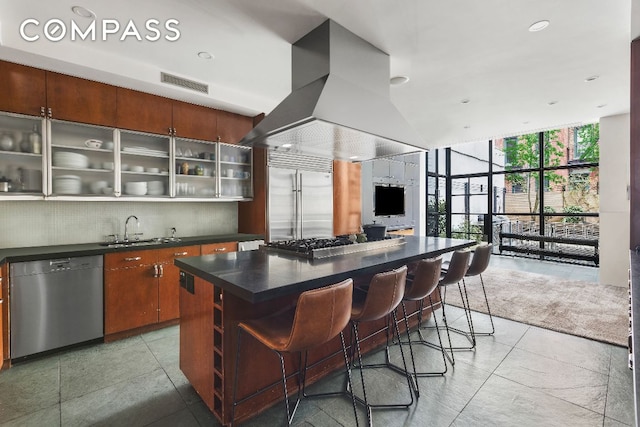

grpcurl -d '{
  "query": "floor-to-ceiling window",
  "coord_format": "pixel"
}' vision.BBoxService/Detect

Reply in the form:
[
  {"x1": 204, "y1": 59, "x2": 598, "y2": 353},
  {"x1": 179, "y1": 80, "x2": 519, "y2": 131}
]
[{"x1": 426, "y1": 123, "x2": 600, "y2": 265}]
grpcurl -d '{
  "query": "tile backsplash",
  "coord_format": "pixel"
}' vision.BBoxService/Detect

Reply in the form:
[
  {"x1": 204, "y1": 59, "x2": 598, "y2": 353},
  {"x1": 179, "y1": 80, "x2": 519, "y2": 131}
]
[{"x1": 0, "y1": 201, "x2": 238, "y2": 248}]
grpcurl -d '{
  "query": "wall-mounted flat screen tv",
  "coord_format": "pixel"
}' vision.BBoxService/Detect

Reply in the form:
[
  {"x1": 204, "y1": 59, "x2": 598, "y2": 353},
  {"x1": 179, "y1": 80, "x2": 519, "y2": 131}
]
[{"x1": 374, "y1": 185, "x2": 405, "y2": 216}]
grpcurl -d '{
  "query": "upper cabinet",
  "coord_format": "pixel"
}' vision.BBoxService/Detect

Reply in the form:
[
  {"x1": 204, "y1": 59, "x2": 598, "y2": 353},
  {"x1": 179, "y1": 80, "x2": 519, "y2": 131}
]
[
  {"x1": 217, "y1": 110, "x2": 253, "y2": 144},
  {"x1": 0, "y1": 62, "x2": 46, "y2": 117},
  {"x1": 172, "y1": 101, "x2": 218, "y2": 141},
  {"x1": 46, "y1": 72, "x2": 117, "y2": 127},
  {"x1": 116, "y1": 88, "x2": 173, "y2": 135}
]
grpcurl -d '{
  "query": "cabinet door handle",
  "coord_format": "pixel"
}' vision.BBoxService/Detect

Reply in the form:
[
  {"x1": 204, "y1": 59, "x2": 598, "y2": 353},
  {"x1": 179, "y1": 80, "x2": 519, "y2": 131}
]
[
  {"x1": 159, "y1": 264, "x2": 164, "y2": 278},
  {"x1": 47, "y1": 107, "x2": 52, "y2": 118},
  {"x1": 153, "y1": 264, "x2": 159, "y2": 278},
  {"x1": 124, "y1": 256, "x2": 142, "y2": 262},
  {"x1": 40, "y1": 106, "x2": 46, "y2": 117},
  {"x1": 215, "y1": 247, "x2": 227, "y2": 252},
  {"x1": 174, "y1": 251, "x2": 188, "y2": 256}
]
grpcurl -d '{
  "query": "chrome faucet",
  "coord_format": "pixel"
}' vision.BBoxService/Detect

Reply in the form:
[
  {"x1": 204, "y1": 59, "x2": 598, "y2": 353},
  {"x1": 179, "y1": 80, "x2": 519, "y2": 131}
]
[{"x1": 124, "y1": 215, "x2": 139, "y2": 241}]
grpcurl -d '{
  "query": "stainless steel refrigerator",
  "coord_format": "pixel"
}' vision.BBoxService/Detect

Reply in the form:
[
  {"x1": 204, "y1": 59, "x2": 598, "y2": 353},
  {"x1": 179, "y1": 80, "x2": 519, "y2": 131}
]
[{"x1": 268, "y1": 167, "x2": 333, "y2": 241}]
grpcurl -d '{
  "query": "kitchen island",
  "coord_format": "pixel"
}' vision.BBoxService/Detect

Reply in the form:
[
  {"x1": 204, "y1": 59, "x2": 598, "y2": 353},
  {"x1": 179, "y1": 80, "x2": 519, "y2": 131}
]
[{"x1": 175, "y1": 236, "x2": 474, "y2": 425}]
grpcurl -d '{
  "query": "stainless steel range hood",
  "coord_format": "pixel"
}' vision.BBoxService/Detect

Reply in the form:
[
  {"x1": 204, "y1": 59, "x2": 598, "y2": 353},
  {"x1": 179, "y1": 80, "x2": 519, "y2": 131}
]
[{"x1": 239, "y1": 19, "x2": 424, "y2": 161}]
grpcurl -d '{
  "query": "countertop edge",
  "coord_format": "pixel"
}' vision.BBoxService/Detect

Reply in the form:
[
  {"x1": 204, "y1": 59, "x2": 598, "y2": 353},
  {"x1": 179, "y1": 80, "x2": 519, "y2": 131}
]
[
  {"x1": 176, "y1": 237, "x2": 476, "y2": 303},
  {"x1": 0, "y1": 233, "x2": 264, "y2": 265}
]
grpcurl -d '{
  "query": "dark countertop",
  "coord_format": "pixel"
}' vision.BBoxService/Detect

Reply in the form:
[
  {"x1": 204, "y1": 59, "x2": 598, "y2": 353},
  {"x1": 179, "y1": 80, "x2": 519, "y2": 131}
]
[
  {"x1": 175, "y1": 236, "x2": 475, "y2": 303},
  {"x1": 629, "y1": 250, "x2": 640, "y2": 425},
  {"x1": 0, "y1": 233, "x2": 264, "y2": 264}
]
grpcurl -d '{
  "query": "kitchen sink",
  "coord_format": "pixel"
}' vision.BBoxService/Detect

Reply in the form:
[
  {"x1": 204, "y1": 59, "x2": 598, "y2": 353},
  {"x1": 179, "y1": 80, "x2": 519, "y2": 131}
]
[{"x1": 99, "y1": 237, "x2": 182, "y2": 248}]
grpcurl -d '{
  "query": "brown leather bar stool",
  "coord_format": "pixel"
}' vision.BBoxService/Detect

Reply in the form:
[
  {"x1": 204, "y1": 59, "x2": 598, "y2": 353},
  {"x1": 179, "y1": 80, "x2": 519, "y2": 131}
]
[
  {"x1": 349, "y1": 265, "x2": 414, "y2": 426},
  {"x1": 463, "y1": 243, "x2": 495, "y2": 335},
  {"x1": 387, "y1": 257, "x2": 452, "y2": 384},
  {"x1": 231, "y1": 279, "x2": 358, "y2": 426},
  {"x1": 438, "y1": 249, "x2": 474, "y2": 351}
]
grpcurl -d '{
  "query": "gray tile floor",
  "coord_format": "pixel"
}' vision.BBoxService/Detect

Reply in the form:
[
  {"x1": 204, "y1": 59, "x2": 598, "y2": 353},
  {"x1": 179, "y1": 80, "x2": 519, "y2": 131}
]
[{"x1": 0, "y1": 256, "x2": 631, "y2": 427}]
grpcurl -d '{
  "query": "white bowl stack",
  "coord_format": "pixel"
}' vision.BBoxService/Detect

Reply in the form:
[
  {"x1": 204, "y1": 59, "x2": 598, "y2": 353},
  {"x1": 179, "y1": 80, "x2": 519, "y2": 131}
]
[
  {"x1": 53, "y1": 151, "x2": 89, "y2": 169},
  {"x1": 53, "y1": 175, "x2": 82, "y2": 194},
  {"x1": 147, "y1": 180, "x2": 165, "y2": 196},
  {"x1": 124, "y1": 181, "x2": 147, "y2": 196},
  {"x1": 90, "y1": 180, "x2": 109, "y2": 194}
]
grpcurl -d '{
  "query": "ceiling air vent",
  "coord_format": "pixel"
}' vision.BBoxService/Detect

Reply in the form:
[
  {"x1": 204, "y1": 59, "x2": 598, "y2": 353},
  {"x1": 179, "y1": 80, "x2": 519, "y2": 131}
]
[{"x1": 160, "y1": 72, "x2": 208, "y2": 94}]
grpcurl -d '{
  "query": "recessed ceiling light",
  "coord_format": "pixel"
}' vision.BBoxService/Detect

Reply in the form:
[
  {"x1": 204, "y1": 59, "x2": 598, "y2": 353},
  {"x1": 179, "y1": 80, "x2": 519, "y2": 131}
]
[
  {"x1": 349, "y1": 155, "x2": 359, "y2": 160},
  {"x1": 463, "y1": 125, "x2": 471, "y2": 129},
  {"x1": 71, "y1": 6, "x2": 95, "y2": 19},
  {"x1": 282, "y1": 143, "x2": 292, "y2": 148},
  {"x1": 197, "y1": 51, "x2": 214, "y2": 60},
  {"x1": 528, "y1": 20, "x2": 550, "y2": 32},
  {"x1": 596, "y1": 104, "x2": 607, "y2": 108},
  {"x1": 460, "y1": 99, "x2": 470, "y2": 104},
  {"x1": 390, "y1": 76, "x2": 410, "y2": 86},
  {"x1": 584, "y1": 75, "x2": 599, "y2": 82},
  {"x1": 523, "y1": 121, "x2": 530, "y2": 124},
  {"x1": 547, "y1": 101, "x2": 558, "y2": 106}
]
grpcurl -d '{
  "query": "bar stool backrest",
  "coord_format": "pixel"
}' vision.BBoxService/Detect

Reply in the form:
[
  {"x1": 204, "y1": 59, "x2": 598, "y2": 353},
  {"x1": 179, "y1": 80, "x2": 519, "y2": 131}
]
[
  {"x1": 285, "y1": 278, "x2": 353, "y2": 353},
  {"x1": 404, "y1": 258, "x2": 442, "y2": 301},
  {"x1": 439, "y1": 250, "x2": 470, "y2": 286},
  {"x1": 352, "y1": 265, "x2": 407, "y2": 322},
  {"x1": 466, "y1": 243, "x2": 492, "y2": 277}
]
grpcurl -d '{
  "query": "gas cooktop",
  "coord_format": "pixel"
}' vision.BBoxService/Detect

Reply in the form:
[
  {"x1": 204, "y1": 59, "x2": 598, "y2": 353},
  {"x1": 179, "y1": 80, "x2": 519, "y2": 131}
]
[{"x1": 261, "y1": 236, "x2": 405, "y2": 259}]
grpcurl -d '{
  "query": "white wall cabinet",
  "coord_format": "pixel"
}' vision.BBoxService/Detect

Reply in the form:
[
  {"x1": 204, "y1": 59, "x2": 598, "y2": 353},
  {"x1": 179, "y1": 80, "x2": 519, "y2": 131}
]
[{"x1": 0, "y1": 112, "x2": 252, "y2": 201}]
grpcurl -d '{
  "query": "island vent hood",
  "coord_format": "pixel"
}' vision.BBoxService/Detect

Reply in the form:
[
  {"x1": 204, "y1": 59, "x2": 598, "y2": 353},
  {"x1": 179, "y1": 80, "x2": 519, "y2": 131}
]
[{"x1": 239, "y1": 19, "x2": 424, "y2": 161}]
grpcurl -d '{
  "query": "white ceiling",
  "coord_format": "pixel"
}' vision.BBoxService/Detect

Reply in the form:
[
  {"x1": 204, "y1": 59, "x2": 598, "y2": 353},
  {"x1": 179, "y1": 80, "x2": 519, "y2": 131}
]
[{"x1": 0, "y1": 0, "x2": 632, "y2": 150}]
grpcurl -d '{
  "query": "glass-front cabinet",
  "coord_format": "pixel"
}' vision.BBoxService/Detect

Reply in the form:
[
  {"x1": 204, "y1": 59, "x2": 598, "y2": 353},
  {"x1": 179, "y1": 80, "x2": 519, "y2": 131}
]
[
  {"x1": 0, "y1": 113, "x2": 45, "y2": 195},
  {"x1": 219, "y1": 142, "x2": 252, "y2": 198},
  {"x1": 119, "y1": 130, "x2": 171, "y2": 198},
  {"x1": 1, "y1": 116, "x2": 252, "y2": 201},
  {"x1": 49, "y1": 120, "x2": 116, "y2": 197},
  {"x1": 174, "y1": 137, "x2": 217, "y2": 198}
]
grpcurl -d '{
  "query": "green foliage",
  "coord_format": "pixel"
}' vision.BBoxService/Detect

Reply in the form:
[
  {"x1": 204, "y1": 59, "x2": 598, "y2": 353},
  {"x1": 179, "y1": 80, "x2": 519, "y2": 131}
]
[
  {"x1": 427, "y1": 197, "x2": 446, "y2": 237},
  {"x1": 576, "y1": 123, "x2": 599, "y2": 163},
  {"x1": 452, "y1": 220, "x2": 483, "y2": 243},
  {"x1": 543, "y1": 206, "x2": 556, "y2": 214},
  {"x1": 563, "y1": 205, "x2": 584, "y2": 223},
  {"x1": 503, "y1": 130, "x2": 566, "y2": 216}
]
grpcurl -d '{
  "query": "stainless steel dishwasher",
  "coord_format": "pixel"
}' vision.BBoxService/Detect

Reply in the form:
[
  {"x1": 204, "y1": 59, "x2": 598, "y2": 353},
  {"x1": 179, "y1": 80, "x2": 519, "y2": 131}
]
[{"x1": 10, "y1": 255, "x2": 104, "y2": 359}]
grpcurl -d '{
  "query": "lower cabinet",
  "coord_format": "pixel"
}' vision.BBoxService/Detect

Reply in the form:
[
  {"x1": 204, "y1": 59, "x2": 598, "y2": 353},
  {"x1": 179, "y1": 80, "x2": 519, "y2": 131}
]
[
  {"x1": 104, "y1": 244, "x2": 200, "y2": 335},
  {"x1": 0, "y1": 271, "x2": 4, "y2": 366}
]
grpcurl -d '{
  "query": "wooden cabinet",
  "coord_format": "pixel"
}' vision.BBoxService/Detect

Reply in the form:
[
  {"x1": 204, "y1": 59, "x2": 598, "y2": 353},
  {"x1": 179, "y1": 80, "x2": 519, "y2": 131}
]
[
  {"x1": 172, "y1": 101, "x2": 218, "y2": 141},
  {"x1": 201, "y1": 242, "x2": 238, "y2": 255},
  {"x1": 157, "y1": 245, "x2": 200, "y2": 322},
  {"x1": 104, "y1": 250, "x2": 158, "y2": 334},
  {"x1": 104, "y1": 244, "x2": 201, "y2": 335},
  {"x1": 333, "y1": 160, "x2": 362, "y2": 235},
  {"x1": 0, "y1": 60, "x2": 46, "y2": 116},
  {"x1": 217, "y1": 110, "x2": 253, "y2": 144},
  {"x1": 116, "y1": 88, "x2": 173, "y2": 135},
  {"x1": 0, "y1": 269, "x2": 4, "y2": 367},
  {"x1": 46, "y1": 72, "x2": 117, "y2": 127}
]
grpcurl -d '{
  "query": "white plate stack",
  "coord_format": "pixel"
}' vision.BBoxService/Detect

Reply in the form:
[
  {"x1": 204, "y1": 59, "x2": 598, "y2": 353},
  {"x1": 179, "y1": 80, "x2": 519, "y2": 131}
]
[
  {"x1": 147, "y1": 180, "x2": 165, "y2": 196},
  {"x1": 53, "y1": 175, "x2": 82, "y2": 194},
  {"x1": 53, "y1": 151, "x2": 89, "y2": 169},
  {"x1": 124, "y1": 181, "x2": 147, "y2": 196}
]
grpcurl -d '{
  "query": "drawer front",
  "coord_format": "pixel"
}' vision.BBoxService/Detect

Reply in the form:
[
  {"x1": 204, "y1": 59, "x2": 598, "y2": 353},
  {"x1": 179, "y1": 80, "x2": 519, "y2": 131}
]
[
  {"x1": 201, "y1": 242, "x2": 238, "y2": 255},
  {"x1": 157, "y1": 245, "x2": 200, "y2": 264},
  {"x1": 105, "y1": 249, "x2": 157, "y2": 269}
]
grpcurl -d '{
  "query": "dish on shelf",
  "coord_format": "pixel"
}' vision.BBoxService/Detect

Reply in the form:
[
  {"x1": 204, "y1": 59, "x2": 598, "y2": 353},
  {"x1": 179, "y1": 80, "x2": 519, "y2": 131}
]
[
  {"x1": 53, "y1": 175, "x2": 82, "y2": 194},
  {"x1": 147, "y1": 180, "x2": 165, "y2": 196},
  {"x1": 102, "y1": 187, "x2": 114, "y2": 195},
  {"x1": 124, "y1": 181, "x2": 147, "y2": 196},
  {"x1": 102, "y1": 161, "x2": 114, "y2": 170},
  {"x1": 53, "y1": 151, "x2": 89, "y2": 169},
  {"x1": 122, "y1": 146, "x2": 168, "y2": 157},
  {"x1": 130, "y1": 165, "x2": 145, "y2": 172},
  {"x1": 90, "y1": 180, "x2": 108, "y2": 194},
  {"x1": 121, "y1": 164, "x2": 129, "y2": 171},
  {"x1": 84, "y1": 139, "x2": 103, "y2": 149},
  {"x1": 146, "y1": 167, "x2": 160, "y2": 173},
  {"x1": 102, "y1": 141, "x2": 114, "y2": 150}
]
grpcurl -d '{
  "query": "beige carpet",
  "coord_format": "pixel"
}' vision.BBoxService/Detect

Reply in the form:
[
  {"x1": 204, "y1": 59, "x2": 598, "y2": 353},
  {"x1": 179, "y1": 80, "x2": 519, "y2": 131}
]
[{"x1": 444, "y1": 267, "x2": 628, "y2": 347}]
